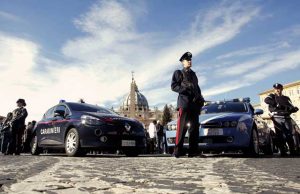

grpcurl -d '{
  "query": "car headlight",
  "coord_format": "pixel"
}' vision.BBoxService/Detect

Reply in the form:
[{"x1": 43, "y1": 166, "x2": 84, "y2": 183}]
[
  {"x1": 81, "y1": 115, "x2": 104, "y2": 126},
  {"x1": 223, "y1": 121, "x2": 230, "y2": 128},
  {"x1": 168, "y1": 125, "x2": 172, "y2": 130},
  {"x1": 222, "y1": 121, "x2": 238, "y2": 128},
  {"x1": 230, "y1": 121, "x2": 238, "y2": 127},
  {"x1": 171, "y1": 125, "x2": 177, "y2": 131},
  {"x1": 237, "y1": 121, "x2": 247, "y2": 132}
]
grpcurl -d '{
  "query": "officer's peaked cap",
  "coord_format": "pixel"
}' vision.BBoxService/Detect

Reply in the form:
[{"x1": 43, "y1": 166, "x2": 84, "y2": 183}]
[
  {"x1": 16, "y1": 98, "x2": 26, "y2": 106},
  {"x1": 179, "y1": 52, "x2": 192, "y2": 62},
  {"x1": 273, "y1": 83, "x2": 283, "y2": 89}
]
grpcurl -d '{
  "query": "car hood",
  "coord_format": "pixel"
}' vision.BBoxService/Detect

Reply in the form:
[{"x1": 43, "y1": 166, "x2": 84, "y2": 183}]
[
  {"x1": 199, "y1": 112, "x2": 249, "y2": 124},
  {"x1": 84, "y1": 112, "x2": 138, "y2": 123},
  {"x1": 167, "y1": 112, "x2": 250, "y2": 126}
]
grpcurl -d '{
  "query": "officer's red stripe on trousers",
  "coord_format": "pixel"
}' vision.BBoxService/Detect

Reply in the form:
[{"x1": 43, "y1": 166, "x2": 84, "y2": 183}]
[{"x1": 176, "y1": 108, "x2": 182, "y2": 145}]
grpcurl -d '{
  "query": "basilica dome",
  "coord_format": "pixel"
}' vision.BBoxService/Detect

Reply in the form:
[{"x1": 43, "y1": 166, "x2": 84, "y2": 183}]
[{"x1": 122, "y1": 83, "x2": 149, "y2": 111}]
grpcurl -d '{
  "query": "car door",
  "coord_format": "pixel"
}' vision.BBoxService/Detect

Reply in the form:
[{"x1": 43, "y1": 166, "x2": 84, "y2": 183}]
[
  {"x1": 52, "y1": 105, "x2": 71, "y2": 145},
  {"x1": 38, "y1": 107, "x2": 56, "y2": 146}
]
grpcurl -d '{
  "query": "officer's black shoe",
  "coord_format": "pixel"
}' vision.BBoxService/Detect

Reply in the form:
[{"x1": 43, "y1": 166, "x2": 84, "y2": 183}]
[
  {"x1": 280, "y1": 151, "x2": 288, "y2": 157},
  {"x1": 172, "y1": 151, "x2": 186, "y2": 158},
  {"x1": 290, "y1": 150, "x2": 299, "y2": 157}
]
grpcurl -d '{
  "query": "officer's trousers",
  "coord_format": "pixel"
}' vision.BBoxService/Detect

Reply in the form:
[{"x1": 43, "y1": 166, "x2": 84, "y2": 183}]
[
  {"x1": 7, "y1": 125, "x2": 25, "y2": 154},
  {"x1": 273, "y1": 117, "x2": 295, "y2": 153},
  {"x1": 0, "y1": 132, "x2": 10, "y2": 153},
  {"x1": 175, "y1": 108, "x2": 199, "y2": 155}
]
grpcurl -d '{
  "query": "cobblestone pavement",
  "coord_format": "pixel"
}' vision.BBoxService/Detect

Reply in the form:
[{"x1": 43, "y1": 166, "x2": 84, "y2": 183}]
[{"x1": 0, "y1": 154, "x2": 300, "y2": 194}]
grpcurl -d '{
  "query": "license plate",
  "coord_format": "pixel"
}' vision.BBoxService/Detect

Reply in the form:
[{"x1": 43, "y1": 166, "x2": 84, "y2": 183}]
[
  {"x1": 203, "y1": 128, "x2": 223, "y2": 136},
  {"x1": 122, "y1": 140, "x2": 136, "y2": 147}
]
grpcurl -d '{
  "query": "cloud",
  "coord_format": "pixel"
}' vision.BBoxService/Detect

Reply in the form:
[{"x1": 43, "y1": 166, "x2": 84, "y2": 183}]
[
  {"x1": 0, "y1": 0, "x2": 262, "y2": 121},
  {"x1": 0, "y1": 11, "x2": 21, "y2": 22},
  {"x1": 216, "y1": 41, "x2": 290, "y2": 60},
  {"x1": 276, "y1": 24, "x2": 300, "y2": 38},
  {"x1": 202, "y1": 50, "x2": 300, "y2": 97}
]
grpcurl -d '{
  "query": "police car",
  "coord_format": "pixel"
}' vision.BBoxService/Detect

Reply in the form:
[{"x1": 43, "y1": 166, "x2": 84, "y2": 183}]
[
  {"x1": 30, "y1": 102, "x2": 146, "y2": 157},
  {"x1": 166, "y1": 98, "x2": 274, "y2": 156}
]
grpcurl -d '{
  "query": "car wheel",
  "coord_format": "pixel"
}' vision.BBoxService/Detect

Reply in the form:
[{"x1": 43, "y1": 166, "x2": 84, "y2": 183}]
[
  {"x1": 123, "y1": 148, "x2": 139, "y2": 157},
  {"x1": 65, "y1": 128, "x2": 81, "y2": 157},
  {"x1": 293, "y1": 131, "x2": 300, "y2": 153},
  {"x1": 30, "y1": 133, "x2": 41, "y2": 155},
  {"x1": 263, "y1": 135, "x2": 274, "y2": 155},
  {"x1": 244, "y1": 128, "x2": 260, "y2": 157}
]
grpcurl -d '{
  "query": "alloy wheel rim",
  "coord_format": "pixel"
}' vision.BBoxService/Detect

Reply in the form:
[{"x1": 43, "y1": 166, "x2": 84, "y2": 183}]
[
  {"x1": 32, "y1": 136, "x2": 37, "y2": 152},
  {"x1": 66, "y1": 132, "x2": 77, "y2": 153}
]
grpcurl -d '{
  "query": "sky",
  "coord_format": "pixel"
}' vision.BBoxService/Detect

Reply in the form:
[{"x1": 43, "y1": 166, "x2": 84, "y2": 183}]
[{"x1": 1, "y1": 0, "x2": 300, "y2": 121}]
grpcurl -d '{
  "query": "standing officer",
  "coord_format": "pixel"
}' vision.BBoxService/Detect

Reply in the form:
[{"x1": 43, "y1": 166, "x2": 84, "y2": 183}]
[
  {"x1": 264, "y1": 83, "x2": 299, "y2": 156},
  {"x1": 171, "y1": 51, "x2": 204, "y2": 158},
  {"x1": 7, "y1": 99, "x2": 28, "y2": 155}
]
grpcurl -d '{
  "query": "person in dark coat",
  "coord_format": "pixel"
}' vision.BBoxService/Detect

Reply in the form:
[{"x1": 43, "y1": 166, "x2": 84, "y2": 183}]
[
  {"x1": 264, "y1": 83, "x2": 299, "y2": 156},
  {"x1": 171, "y1": 51, "x2": 204, "y2": 158},
  {"x1": 156, "y1": 120, "x2": 164, "y2": 154},
  {"x1": 0, "y1": 112, "x2": 13, "y2": 154},
  {"x1": 7, "y1": 99, "x2": 28, "y2": 155},
  {"x1": 22, "y1": 120, "x2": 36, "y2": 153}
]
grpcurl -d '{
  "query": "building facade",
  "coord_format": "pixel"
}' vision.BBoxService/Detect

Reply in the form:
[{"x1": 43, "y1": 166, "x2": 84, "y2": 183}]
[
  {"x1": 257, "y1": 80, "x2": 300, "y2": 126},
  {"x1": 117, "y1": 75, "x2": 164, "y2": 128}
]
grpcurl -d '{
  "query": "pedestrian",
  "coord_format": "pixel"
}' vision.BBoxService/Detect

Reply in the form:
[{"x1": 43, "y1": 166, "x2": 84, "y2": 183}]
[
  {"x1": 0, "y1": 112, "x2": 13, "y2": 154},
  {"x1": 264, "y1": 83, "x2": 299, "y2": 156},
  {"x1": 23, "y1": 120, "x2": 36, "y2": 153},
  {"x1": 6, "y1": 99, "x2": 28, "y2": 155},
  {"x1": 171, "y1": 51, "x2": 204, "y2": 158},
  {"x1": 148, "y1": 120, "x2": 157, "y2": 154},
  {"x1": 156, "y1": 120, "x2": 164, "y2": 154}
]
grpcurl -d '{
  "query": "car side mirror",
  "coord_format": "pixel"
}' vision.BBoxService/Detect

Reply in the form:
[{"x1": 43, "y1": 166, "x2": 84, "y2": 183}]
[
  {"x1": 54, "y1": 110, "x2": 65, "y2": 117},
  {"x1": 254, "y1": 109, "x2": 264, "y2": 115}
]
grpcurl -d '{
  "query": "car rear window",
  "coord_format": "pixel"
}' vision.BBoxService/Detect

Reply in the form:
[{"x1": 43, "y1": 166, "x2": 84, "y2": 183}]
[
  {"x1": 202, "y1": 102, "x2": 248, "y2": 114},
  {"x1": 67, "y1": 103, "x2": 116, "y2": 114}
]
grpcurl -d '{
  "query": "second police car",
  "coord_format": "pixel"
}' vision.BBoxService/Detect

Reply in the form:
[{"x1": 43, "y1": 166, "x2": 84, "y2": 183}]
[
  {"x1": 30, "y1": 101, "x2": 146, "y2": 157},
  {"x1": 166, "y1": 98, "x2": 274, "y2": 156}
]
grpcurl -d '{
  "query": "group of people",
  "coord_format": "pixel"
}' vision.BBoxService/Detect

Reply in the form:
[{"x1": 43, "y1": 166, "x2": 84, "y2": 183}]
[
  {"x1": 147, "y1": 120, "x2": 165, "y2": 154},
  {"x1": 0, "y1": 99, "x2": 30, "y2": 155},
  {"x1": 171, "y1": 51, "x2": 299, "y2": 157}
]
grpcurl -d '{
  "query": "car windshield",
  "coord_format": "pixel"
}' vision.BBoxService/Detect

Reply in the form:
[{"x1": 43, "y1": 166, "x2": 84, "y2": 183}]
[
  {"x1": 201, "y1": 102, "x2": 248, "y2": 114},
  {"x1": 67, "y1": 103, "x2": 116, "y2": 115}
]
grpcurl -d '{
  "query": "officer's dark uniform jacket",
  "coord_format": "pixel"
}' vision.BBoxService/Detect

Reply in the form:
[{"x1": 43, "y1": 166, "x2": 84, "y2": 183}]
[
  {"x1": 11, "y1": 107, "x2": 28, "y2": 129},
  {"x1": 264, "y1": 94, "x2": 298, "y2": 117},
  {"x1": 264, "y1": 93, "x2": 299, "y2": 155},
  {"x1": 171, "y1": 69, "x2": 204, "y2": 112}
]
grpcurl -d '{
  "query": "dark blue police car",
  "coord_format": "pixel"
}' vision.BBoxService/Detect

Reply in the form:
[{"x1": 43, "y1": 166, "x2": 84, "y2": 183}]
[{"x1": 30, "y1": 102, "x2": 146, "y2": 157}]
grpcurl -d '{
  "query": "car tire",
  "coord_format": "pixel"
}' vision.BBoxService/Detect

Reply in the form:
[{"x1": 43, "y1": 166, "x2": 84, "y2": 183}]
[
  {"x1": 123, "y1": 148, "x2": 139, "y2": 157},
  {"x1": 30, "y1": 133, "x2": 41, "y2": 155},
  {"x1": 65, "y1": 128, "x2": 81, "y2": 157},
  {"x1": 292, "y1": 131, "x2": 300, "y2": 154},
  {"x1": 263, "y1": 135, "x2": 274, "y2": 155},
  {"x1": 244, "y1": 128, "x2": 260, "y2": 157}
]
